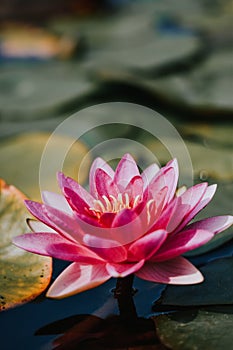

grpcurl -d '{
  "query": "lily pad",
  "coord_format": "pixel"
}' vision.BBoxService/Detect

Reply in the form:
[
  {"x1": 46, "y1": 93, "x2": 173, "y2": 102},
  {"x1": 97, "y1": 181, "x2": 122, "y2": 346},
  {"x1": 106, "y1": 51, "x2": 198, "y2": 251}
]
[
  {"x1": 153, "y1": 258, "x2": 233, "y2": 307},
  {"x1": 143, "y1": 136, "x2": 233, "y2": 181},
  {"x1": 188, "y1": 238, "x2": 233, "y2": 267},
  {"x1": 153, "y1": 307, "x2": 233, "y2": 350},
  {"x1": 87, "y1": 33, "x2": 200, "y2": 73},
  {"x1": 0, "y1": 132, "x2": 90, "y2": 200},
  {"x1": 0, "y1": 179, "x2": 52, "y2": 311},
  {"x1": 145, "y1": 49, "x2": 233, "y2": 111},
  {"x1": 179, "y1": 123, "x2": 233, "y2": 149},
  {"x1": 0, "y1": 63, "x2": 95, "y2": 120}
]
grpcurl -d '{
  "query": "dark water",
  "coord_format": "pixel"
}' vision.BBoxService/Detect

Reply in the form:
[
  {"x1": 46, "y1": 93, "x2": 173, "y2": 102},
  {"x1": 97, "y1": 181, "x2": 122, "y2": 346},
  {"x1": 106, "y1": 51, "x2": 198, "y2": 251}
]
[{"x1": 0, "y1": 259, "x2": 165, "y2": 350}]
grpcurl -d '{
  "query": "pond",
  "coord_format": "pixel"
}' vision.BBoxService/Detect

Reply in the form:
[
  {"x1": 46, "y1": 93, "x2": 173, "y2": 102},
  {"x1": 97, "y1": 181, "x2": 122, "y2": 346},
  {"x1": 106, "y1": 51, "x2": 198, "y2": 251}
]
[{"x1": 0, "y1": 1, "x2": 233, "y2": 349}]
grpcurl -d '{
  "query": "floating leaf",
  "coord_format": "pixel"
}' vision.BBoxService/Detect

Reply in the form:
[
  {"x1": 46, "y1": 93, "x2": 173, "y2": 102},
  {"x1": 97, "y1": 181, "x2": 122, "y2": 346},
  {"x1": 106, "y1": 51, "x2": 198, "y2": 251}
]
[
  {"x1": 145, "y1": 49, "x2": 233, "y2": 112},
  {"x1": 153, "y1": 258, "x2": 233, "y2": 308},
  {"x1": 179, "y1": 123, "x2": 233, "y2": 149},
  {"x1": 0, "y1": 63, "x2": 95, "y2": 120},
  {"x1": 143, "y1": 136, "x2": 233, "y2": 182},
  {"x1": 0, "y1": 132, "x2": 90, "y2": 200},
  {"x1": 153, "y1": 307, "x2": 233, "y2": 350},
  {"x1": 0, "y1": 179, "x2": 52, "y2": 311},
  {"x1": 188, "y1": 238, "x2": 233, "y2": 267}
]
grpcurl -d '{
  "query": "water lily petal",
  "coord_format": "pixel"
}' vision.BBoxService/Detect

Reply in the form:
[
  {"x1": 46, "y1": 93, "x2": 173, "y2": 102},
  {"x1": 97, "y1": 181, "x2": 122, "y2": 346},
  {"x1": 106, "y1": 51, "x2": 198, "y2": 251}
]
[
  {"x1": 112, "y1": 207, "x2": 141, "y2": 228},
  {"x1": 75, "y1": 212, "x2": 102, "y2": 228},
  {"x1": 141, "y1": 163, "x2": 160, "y2": 189},
  {"x1": 42, "y1": 191, "x2": 72, "y2": 214},
  {"x1": 188, "y1": 184, "x2": 217, "y2": 219},
  {"x1": 99, "y1": 212, "x2": 116, "y2": 227},
  {"x1": 106, "y1": 259, "x2": 145, "y2": 278},
  {"x1": 44, "y1": 205, "x2": 85, "y2": 243},
  {"x1": 89, "y1": 157, "x2": 115, "y2": 198},
  {"x1": 114, "y1": 153, "x2": 140, "y2": 190},
  {"x1": 135, "y1": 257, "x2": 203, "y2": 284},
  {"x1": 147, "y1": 159, "x2": 178, "y2": 204},
  {"x1": 95, "y1": 168, "x2": 119, "y2": 198},
  {"x1": 145, "y1": 186, "x2": 168, "y2": 228},
  {"x1": 124, "y1": 175, "x2": 143, "y2": 202},
  {"x1": 175, "y1": 184, "x2": 217, "y2": 232},
  {"x1": 27, "y1": 219, "x2": 56, "y2": 233},
  {"x1": 162, "y1": 158, "x2": 179, "y2": 203},
  {"x1": 25, "y1": 200, "x2": 50, "y2": 224},
  {"x1": 63, "y1": 187, "x2": 95, "y2": 217},
  {"x1": 12, "y1": 233, "x2": 102, "y2": 263},
  {"x1": 83, "y1": 234, "x2": 127, "y2": 262},
  {"x1": 154, "y1": 186, "x2": 169, "y2": 215},
  {"x1": 167, "y1": 158, "x2": 179, "y2": 200},
  {"x1": 58, "y1": 172, "x2": 95, "y2": 207},
  {"x1": 188, "y1": 215, "x2": 233, "y2": 233},
  {"x1": 134, "y1": 187, "x2": 168, "y2": 232},
  {"x1": 47, "y1": 263, "x2": 110, "y2": 298},
  {"x1": 25, "y1": 201, "x2": 85, "y2": 243},
  {"x1": 111, "y1": 208, "x2": 144, "y2": 244},
  {"x1": 152, "y1": 229, "x2": 214, "y2": 261},
  {"x1": 12, "y1": 232, "x2": 63, "y2": 255},
  {"x1": 69, "y1": 212, "x2": 106, "y2": 240},
  {"x1": 25, "y1": 200, "x2": 70, "y2": 238},
  {"x1": 149, "y1": 196, "x2": 179, "y2": 232},
  {"x1": 130, "y1": 199, "x2": 148, "y2": 229},
  {"x1": 129, "y1": 229, "x2": 168, "y2": 260},
  {"x1": 47, "y1": 244, "x2": 103, "y2": 264},
  {"x1": 151, "y1": 183, "x2": 208, "y2": 233}
]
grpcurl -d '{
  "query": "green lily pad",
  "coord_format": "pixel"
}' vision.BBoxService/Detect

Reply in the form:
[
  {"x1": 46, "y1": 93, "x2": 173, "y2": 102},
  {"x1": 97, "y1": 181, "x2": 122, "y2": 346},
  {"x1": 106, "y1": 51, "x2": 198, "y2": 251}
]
[
  {"x1": 0, "y1": 179, "x2": 52, "y2": 311},
  {"x1": 143, "y1": 136, "x2": 233, "y2": 182},
  {"x1": 153, "y1": 307, "x2": 233, "y2": 350},
  {"x1": 154, "y1": 258, "x2": 233, "y2": 307},
  {"x1": 144, "y1": 49, "x2": 233, "y2": 111},
  {"x1": 0, "y1": 132, "x2": 90, "y2": 200},
  {"x1": 179, "y1": 123, "x2": 233, "y2": 149},
  {"x1": 0, "y1": 63, "x2": 95, "y2": 121}
]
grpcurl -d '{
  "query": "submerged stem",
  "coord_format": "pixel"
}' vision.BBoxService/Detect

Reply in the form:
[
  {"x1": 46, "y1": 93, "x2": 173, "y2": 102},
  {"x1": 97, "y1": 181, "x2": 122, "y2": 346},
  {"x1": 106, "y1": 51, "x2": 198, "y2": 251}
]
[{"x1": 114, "y1": 274, "x2": 138, "y2": 321}]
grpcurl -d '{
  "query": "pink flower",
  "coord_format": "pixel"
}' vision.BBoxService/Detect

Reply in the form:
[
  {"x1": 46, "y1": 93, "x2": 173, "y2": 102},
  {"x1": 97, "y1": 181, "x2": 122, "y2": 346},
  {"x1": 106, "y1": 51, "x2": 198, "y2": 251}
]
[{"x1": 13, "y1": 154, "x2": 233, "y2": 299}]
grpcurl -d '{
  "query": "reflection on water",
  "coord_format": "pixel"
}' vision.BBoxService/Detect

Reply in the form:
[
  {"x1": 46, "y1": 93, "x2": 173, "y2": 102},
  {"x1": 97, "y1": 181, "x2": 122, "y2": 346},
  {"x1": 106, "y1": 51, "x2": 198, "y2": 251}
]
[{"x1": 0, "y1": 258, "x2": 166, "y2": 350}]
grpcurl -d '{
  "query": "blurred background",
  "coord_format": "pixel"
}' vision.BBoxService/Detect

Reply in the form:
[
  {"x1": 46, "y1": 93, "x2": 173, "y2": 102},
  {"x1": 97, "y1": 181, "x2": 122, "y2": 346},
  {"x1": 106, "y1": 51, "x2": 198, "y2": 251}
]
[{"x1": 0, "y1": 0, "x2": 232, "y2": 202}]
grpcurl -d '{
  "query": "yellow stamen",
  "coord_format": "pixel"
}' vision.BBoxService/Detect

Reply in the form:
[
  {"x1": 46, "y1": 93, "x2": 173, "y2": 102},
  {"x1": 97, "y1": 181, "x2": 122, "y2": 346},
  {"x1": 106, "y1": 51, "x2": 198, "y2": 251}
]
[
  {"x1": 146, "y1": 199, "x2": 155, "y2": 224},
  {"x1": 93, "y1": 199, "x2": 105, "y2": 212},
  {"x1": 102, "y1": 195, "x2": 112, "y2": 211},
  {"x1": 133, "y1": 195, "x2": 141, "y2": 207},
  {"x1": 125, "y1": 193, "x2": 130, "y2": 208},
  {"x1": 89, "y1": 192, "x2": 142, "y2": 215},
  {"x1": 117, "y1": 193, "x2": 123, "y2": 206},
  {"x1": 109, "y1": 194, "x2": 118, "y2": 211}
]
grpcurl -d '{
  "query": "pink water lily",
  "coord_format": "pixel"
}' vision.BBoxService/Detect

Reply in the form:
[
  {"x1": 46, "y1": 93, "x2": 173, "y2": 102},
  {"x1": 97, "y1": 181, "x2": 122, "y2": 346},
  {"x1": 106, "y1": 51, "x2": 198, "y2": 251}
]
[{"x1": 13, "y1": 154, "x2": 233, "y2": 299}]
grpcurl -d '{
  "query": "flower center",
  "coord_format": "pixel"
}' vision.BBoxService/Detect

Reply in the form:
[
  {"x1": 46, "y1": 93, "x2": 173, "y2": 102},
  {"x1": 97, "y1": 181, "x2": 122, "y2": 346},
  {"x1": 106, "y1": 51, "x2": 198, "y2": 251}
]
[
  {"x1": 89, "y1": 194, "x2": 156, "y2": 225},
  {"x1": 90, "y1": 193, "x2": 141, "y2": 214}
]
